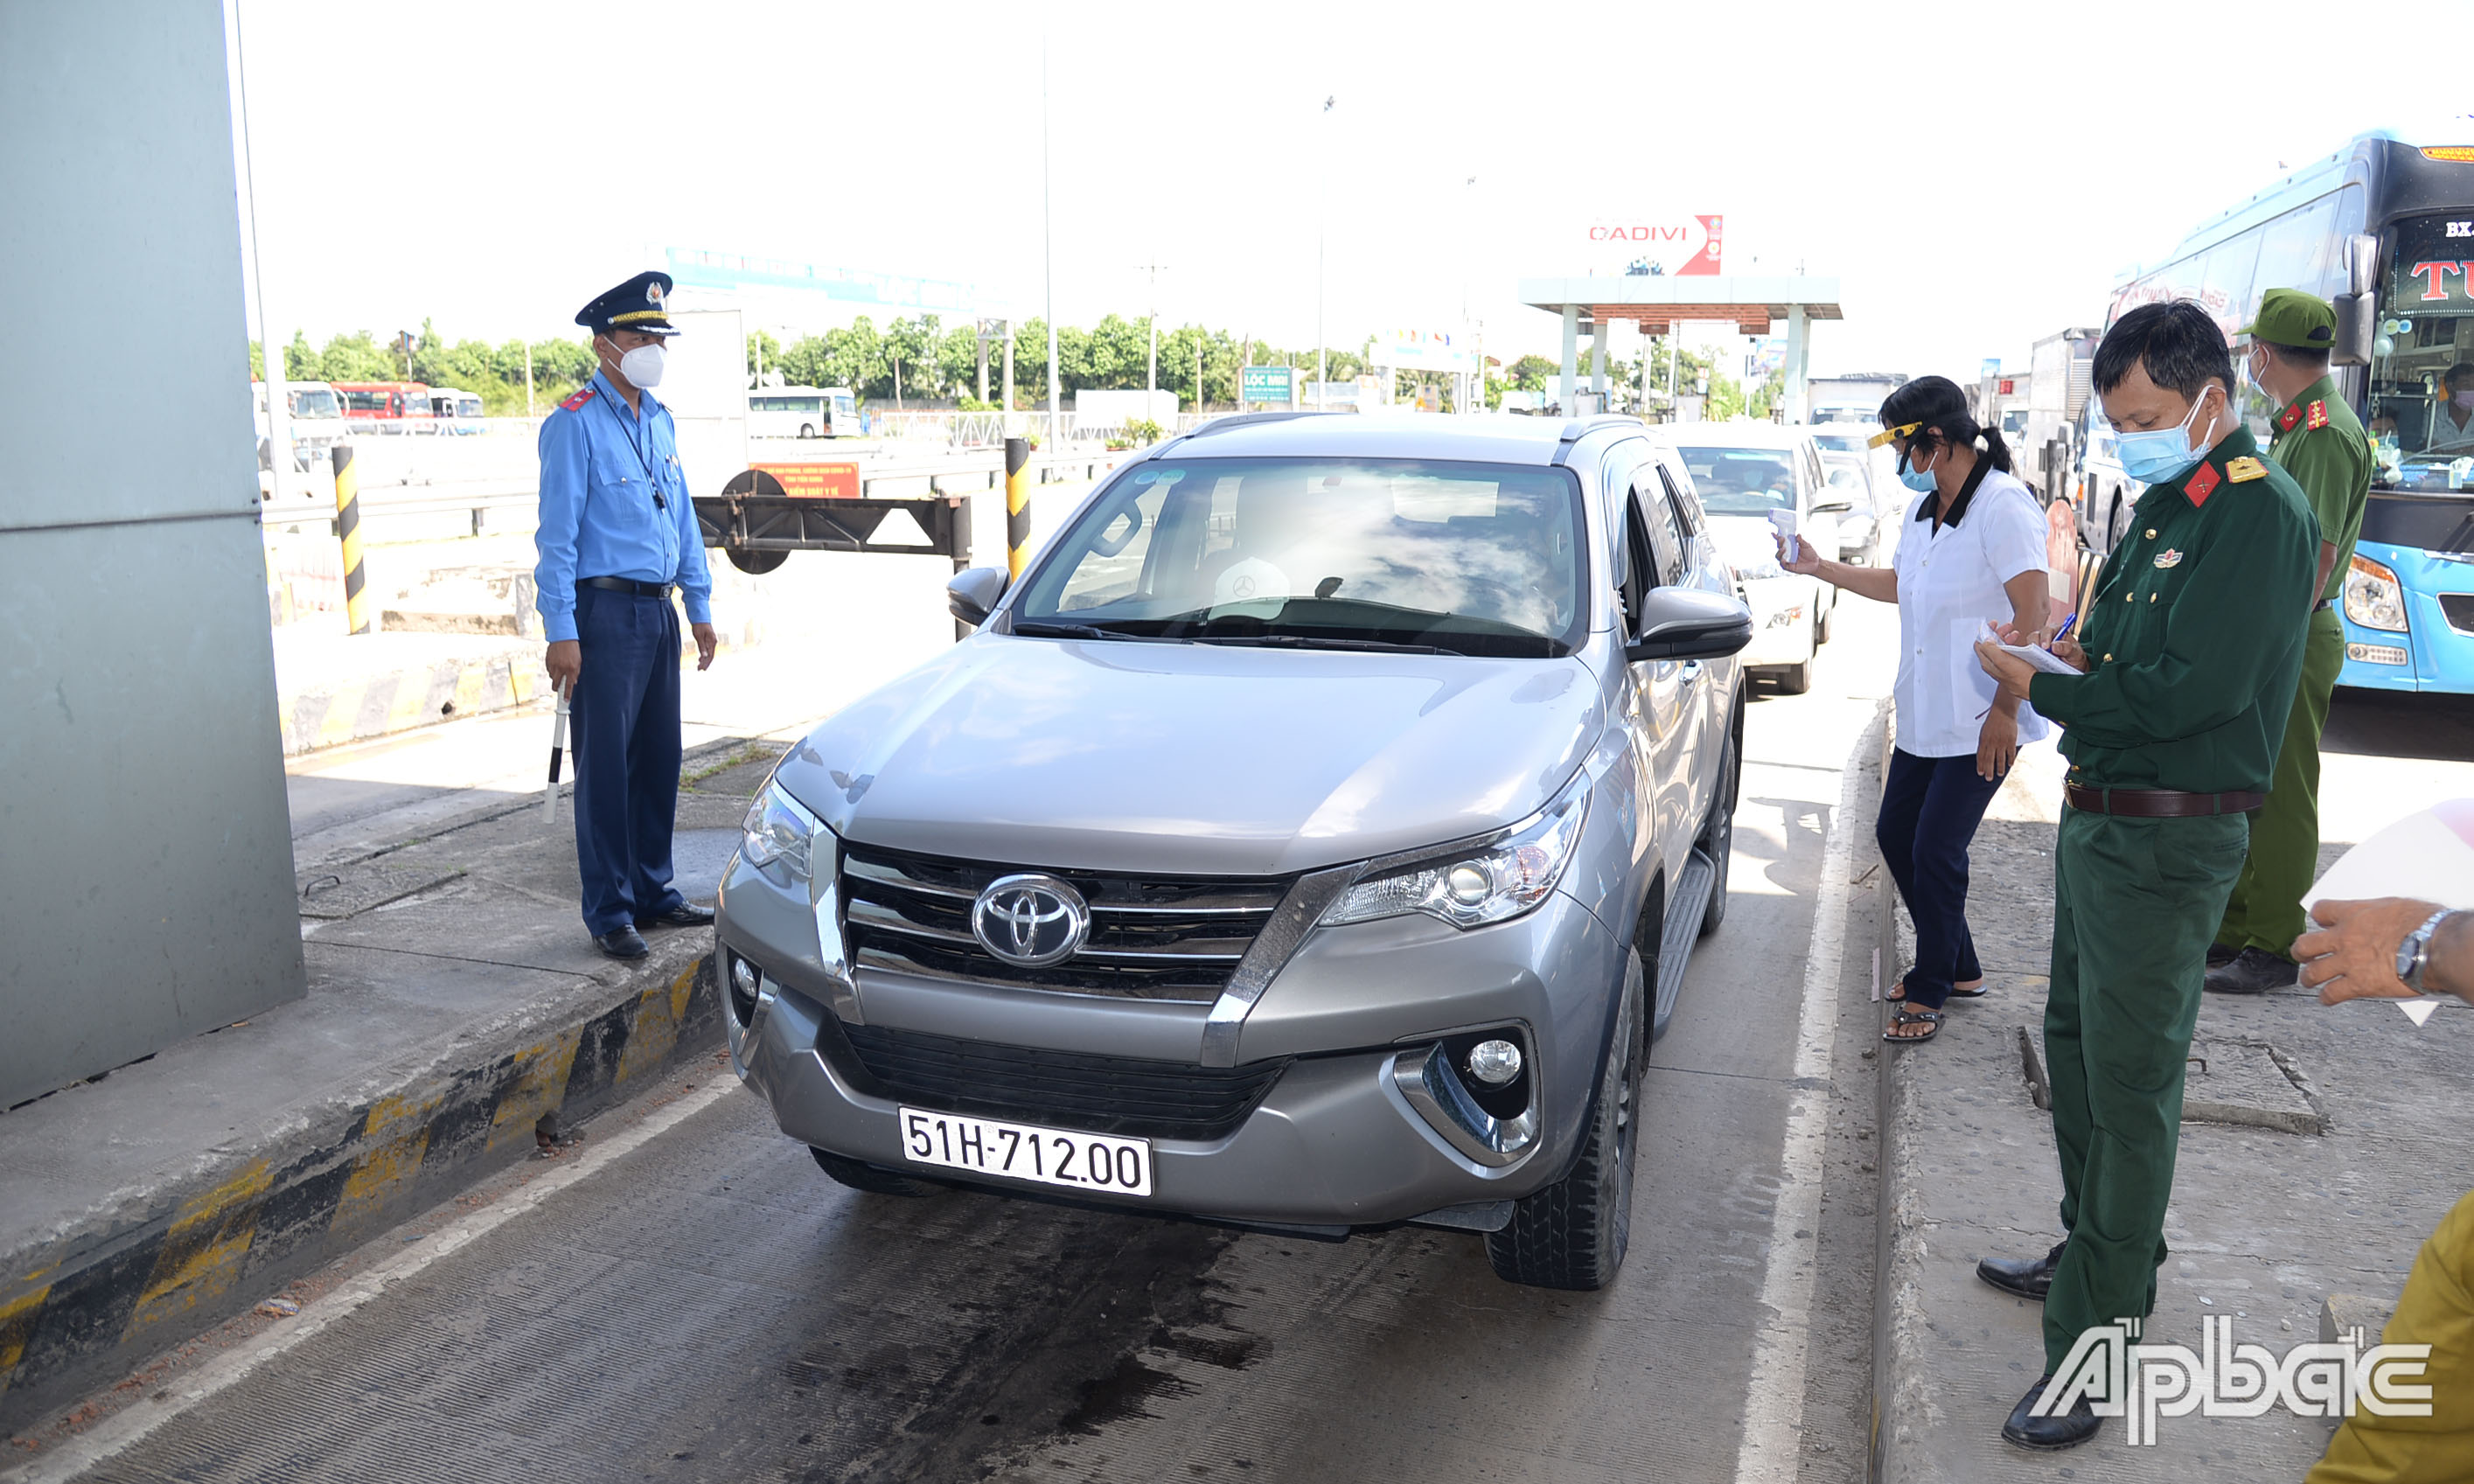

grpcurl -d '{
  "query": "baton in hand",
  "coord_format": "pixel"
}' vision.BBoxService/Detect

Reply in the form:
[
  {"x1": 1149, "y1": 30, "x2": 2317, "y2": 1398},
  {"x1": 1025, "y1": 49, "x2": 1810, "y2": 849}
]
[{"x1": 543, "y1": 680, "x2": 572, "y2": 825}]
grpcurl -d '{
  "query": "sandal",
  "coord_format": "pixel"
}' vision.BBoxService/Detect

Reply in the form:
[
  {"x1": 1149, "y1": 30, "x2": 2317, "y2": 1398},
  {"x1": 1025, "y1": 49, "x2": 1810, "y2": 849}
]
[
  {"x1": 1948, "y1": 979, "x2": 1990, "y2": 1000},
  {"x1": 1883, "y1": 1008, "x2": 1943, "y2": 1043}
]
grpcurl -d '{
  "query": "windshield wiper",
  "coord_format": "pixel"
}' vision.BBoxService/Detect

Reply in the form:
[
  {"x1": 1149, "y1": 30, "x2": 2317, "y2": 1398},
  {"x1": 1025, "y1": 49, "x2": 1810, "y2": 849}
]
[
  {"x1": 1193, "y1": 633, "x2": 1458, "y2": 656},
  {"x1": 1011, "y1": 620, "x2": 1134, "y2": 641}
]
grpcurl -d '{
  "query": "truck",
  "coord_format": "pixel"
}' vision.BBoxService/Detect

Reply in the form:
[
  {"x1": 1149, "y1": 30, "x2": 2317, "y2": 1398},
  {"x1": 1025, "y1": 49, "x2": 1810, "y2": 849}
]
[
  {"x1": 2020, "y1": 328, "x2": 2099, "y2": 501},
  {"x1": 252, "y1": 380, "x2": 351, "y2": 472},
  {"x1": 1802, "y1": 373, "x2": 1906, "y2": 425}
]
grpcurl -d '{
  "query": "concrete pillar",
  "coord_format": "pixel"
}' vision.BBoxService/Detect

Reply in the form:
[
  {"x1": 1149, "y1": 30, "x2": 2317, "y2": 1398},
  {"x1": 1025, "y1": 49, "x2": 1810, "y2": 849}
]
[
  {"x1": 1590, "y1": 321, "x2": 1607, "y2": 400},
  {"x1": 1, "y1": 0, "x2": 307, "y2": 1104},
  {"x1": 1786, "y1": 303, "x2": 1811, "y2": 425},
  {"x1": 1558, "y1": 303, "x2": 1579, "y2": 414}
]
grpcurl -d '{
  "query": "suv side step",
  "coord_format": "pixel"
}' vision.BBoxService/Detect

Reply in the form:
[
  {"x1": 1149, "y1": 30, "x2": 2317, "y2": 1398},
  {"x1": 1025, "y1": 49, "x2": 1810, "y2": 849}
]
[{"x1": 1652, "y1": 848, "x2": 1719, "y2": 1036}]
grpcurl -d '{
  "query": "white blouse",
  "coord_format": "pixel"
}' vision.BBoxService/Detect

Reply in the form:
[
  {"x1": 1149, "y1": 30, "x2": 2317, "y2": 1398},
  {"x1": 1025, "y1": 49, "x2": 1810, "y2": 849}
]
[{"x1": 1888, "y1": 468, "x2": 2052, "y2": 759}]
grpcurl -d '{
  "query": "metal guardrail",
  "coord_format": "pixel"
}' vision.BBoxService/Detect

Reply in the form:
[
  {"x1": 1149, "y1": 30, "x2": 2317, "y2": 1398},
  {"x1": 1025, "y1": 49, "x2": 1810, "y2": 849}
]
[{"x1": 256, "y1": 450, "x2": 1130, "y2": 540}]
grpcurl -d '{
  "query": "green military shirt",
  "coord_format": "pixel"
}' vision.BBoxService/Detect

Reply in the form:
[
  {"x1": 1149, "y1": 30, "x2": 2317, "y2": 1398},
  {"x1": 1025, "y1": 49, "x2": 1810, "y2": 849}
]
[
  {"x1": 2030, "y1": 426, "x2": 2320, "y2": 793},
  {"x1": 2267, "y1": 375, "x2": 2373, "y2": 601}
]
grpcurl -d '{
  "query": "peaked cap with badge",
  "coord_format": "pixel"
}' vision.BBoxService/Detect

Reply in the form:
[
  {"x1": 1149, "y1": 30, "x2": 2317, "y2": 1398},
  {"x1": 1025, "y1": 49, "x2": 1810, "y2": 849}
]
[{"x1": 575, "y1": 271, "x2": 683, "y2": 337}]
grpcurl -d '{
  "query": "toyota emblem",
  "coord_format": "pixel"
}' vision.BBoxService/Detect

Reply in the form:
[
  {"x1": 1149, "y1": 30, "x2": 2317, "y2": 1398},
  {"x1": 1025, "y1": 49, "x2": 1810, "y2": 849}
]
[{"x1": 970, "y1": 873, "x2": 1091, "y2": 967}]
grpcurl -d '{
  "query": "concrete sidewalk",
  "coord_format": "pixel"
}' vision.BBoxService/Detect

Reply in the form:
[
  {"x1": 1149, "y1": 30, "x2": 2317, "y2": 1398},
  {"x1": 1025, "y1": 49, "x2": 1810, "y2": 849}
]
[
  {"x1": 1871, "y1": 735, "x2": 2474, "y2": 1478},
  {"x1": 0, "y1": 735, "x2": 783, "y2": 1430}
]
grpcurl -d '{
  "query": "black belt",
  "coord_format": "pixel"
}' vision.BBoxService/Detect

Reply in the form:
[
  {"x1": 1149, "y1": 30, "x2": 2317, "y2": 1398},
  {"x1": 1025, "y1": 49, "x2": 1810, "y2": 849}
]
[
  {"x1": 2314, "y1": 596, "x2": 2337, "y2": 612},
  {"x1": 2064, "y1": 784, "x2": 2265, "y2": 818},
  {"x1": 579, "y1": 575, "x2": 673, "y2": 599}
]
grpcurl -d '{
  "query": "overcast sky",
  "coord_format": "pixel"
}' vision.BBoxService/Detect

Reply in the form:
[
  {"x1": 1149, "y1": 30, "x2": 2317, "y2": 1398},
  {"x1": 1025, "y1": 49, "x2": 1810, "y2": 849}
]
[{"x1": 228, "y1": 0, "x2": 2432, "y2": 382}]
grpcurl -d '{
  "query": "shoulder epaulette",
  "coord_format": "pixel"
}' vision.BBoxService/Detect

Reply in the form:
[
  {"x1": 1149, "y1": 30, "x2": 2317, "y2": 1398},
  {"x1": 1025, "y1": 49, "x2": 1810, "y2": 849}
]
[
  {"x1": 558, "y1": 385, "x2": 596, "y2": 412},
  {"x1": 2304, "y1": 399, "x2": 2329, "y2": 431},
  {"x1": 2227, "y1": 456, "x2": 2268, "y2": 483}
]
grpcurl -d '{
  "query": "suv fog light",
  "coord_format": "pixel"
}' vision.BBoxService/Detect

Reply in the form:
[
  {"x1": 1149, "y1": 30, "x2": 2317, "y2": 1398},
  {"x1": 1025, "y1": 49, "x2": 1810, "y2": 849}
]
[
  {"x1": 728, "y1": 953, "x2": 762, "y2": 1026},
  {"x1": 1467, "y1": 1039, "x2": 1522, "y2": 1085}
]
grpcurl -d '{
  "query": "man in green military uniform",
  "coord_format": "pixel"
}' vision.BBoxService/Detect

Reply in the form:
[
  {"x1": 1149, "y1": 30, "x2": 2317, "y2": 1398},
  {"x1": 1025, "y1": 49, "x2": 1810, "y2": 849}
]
[
  {"x1": 1972, "y1": 301, "x2": 2321, "y2": 1450},
  {"x1": 2206, "y1": 288, "x2": 2374, "y2": 993}
]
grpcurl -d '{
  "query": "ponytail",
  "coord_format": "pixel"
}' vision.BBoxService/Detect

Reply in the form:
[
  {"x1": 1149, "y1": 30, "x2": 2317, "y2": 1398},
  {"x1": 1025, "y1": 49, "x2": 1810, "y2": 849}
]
[{"x1": 1977, "y1": 422, "x2": 2015, "y2": 475}]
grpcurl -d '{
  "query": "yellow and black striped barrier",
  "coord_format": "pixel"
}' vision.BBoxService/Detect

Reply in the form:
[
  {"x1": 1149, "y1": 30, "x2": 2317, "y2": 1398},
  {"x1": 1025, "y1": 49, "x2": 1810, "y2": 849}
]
[
  {"x1": 332, "y1": 444, "x2": 372, "y2": 635},
  {"x1": 1004, "y1": 436, "x2": 1032, "y2": 579}
]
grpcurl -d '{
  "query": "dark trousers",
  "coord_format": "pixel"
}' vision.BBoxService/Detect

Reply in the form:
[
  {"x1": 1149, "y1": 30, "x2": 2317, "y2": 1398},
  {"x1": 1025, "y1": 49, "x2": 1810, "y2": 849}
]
[
  {"x1": 2043, "y1": 808, "x2": 2247, "y2": 1371},
  {"x1": 570, "y1": 585, "x2": 685, "y2": 936},
  {"x1": 1876, "y1": 747, "x2": 2005, "y2": 1010}
]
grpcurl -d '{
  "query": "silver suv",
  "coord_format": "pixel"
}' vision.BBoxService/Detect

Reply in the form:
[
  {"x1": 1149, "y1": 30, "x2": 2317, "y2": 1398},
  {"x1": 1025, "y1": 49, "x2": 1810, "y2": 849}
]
[{"x1": 717, "y1": 414, "x2": 1752, "y2": 1289}]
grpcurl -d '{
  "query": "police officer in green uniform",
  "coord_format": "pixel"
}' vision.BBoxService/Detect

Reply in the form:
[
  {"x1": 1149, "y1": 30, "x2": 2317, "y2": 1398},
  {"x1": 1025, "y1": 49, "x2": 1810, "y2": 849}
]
[
  {"x1": 2206, "y1": 288, "x2": 2373, "y2": 993},
  {"x1": 1971, "y1": 301, "x2": 2321, "y2": 1450}
]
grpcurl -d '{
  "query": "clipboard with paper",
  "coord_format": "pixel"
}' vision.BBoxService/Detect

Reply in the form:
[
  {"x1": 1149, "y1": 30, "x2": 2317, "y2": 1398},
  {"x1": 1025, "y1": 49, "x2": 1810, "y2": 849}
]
[{"x1": 1976, "y1": 619, "x2": 2081, "y2": 676}]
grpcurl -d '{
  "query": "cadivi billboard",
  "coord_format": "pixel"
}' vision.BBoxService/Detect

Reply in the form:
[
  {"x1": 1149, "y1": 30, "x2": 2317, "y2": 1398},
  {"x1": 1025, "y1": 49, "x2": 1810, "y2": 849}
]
[{"x1": 1587, "y1": 214, "x2": 1723, "y2": 276}]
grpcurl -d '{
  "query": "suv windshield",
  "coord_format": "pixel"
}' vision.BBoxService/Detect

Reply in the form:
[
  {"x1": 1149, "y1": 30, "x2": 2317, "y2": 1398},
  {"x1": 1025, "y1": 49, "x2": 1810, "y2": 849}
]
[
  {"x1": 1013, "y1": 456, "x2": 1587, "y2": 656},
  {"x1": 1676, "y1": 444, "x2": 1798, "y2": 516}
]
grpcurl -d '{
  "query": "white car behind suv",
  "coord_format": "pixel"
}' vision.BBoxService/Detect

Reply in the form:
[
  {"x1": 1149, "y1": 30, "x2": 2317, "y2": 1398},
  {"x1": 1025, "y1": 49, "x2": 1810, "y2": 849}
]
[{"x1": 1641, "y1": 424, "x2": 1845, "y2": 694}]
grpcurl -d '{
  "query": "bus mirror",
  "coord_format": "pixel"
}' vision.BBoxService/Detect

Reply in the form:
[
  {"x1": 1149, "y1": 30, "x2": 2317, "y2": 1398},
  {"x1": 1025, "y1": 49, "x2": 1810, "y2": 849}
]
[
  {"x1": 2332, "y1": 292, "x2": 2375, "y2": 368},
  {"x1": 2345, "y1": 233, "x2": 2379, "y2": 296}
]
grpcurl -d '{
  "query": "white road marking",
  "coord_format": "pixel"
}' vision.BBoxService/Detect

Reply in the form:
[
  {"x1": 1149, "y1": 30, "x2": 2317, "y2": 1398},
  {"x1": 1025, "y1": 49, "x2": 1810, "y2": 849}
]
[
  {"x1": 1732, "y1": 708, "x2": 1878, "y2": 1481},
  {"x1": 2, "y1": 1078, "x2": 738, "y2": 1484}
]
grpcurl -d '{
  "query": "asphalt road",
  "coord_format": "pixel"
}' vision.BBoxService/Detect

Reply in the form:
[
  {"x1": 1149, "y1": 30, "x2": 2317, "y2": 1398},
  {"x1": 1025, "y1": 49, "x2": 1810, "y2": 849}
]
[{"x1": 47, "y1": 597, "x2": 1906, "y2": 1484}]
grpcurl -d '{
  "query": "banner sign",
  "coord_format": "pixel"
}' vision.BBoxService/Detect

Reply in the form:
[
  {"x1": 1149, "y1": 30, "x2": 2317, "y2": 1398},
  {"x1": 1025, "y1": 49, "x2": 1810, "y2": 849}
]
[
  {"x1": 1586, "y1": 214, "x2": 1723, "y2": 276},
  {"x1": 1374, "y1": 329, "x2": 1479, "y2": 373},
  {"x1": 753, "y1": 462, "x2": 861, "y2": 499},
  {"x1": 1240, "y1": 365, "x2": 1297, "y2": 403}
]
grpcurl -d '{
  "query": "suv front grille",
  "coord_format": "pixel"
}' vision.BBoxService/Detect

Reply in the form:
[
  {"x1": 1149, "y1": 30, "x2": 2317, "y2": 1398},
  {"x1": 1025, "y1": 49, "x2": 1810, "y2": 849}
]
[
  {"x1": 840, "y1": 843, "x2": 1289, "y2": 1003},
  {"x1": 833, "y1": 1022, "x2": 1288, "y2": 1140}
]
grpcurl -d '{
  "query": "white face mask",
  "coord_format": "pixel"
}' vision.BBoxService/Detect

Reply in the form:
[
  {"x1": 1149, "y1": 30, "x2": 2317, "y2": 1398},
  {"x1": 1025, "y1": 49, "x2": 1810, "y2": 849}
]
[{"x1": 604, "y1": 338, "x2": 666, "y2": 389}]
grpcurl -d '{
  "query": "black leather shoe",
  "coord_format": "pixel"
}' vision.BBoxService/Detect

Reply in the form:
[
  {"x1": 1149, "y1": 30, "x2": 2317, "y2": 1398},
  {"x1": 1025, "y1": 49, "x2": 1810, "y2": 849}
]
[
  {"x1": 595, "y1": 926, "x2": 651, "y2": 960},
  {"x1": 2205, "y1": 946, "x2": 2298, "y2": 995},
  {"x1": 1978, "y1": 1240, "x2": 2066, "y2": 1302},
  {"x1": 2003, "y1": 1375, "x2": 2101, "y2": 1450},
  {"x1": 2206, "y1": 941, "x2": 2240, "y2": 968},
  {"x1": 637, "y1": 901, "x2": 716, "y2": 930}
]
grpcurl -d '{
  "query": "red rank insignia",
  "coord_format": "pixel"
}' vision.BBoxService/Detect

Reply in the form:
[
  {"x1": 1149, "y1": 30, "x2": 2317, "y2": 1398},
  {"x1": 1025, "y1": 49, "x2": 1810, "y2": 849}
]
[
  {"x1": 2185, "y1": 460, "x2": 2221, "y2": 505},
  {"x1": 2305, "y1": 399, "x2": 2329, "y2": 430},
  {"x1": 2277, "y1": 402, "x2": 2302, "y2": 432},
  {"x1": 559, "y1": 385, "x2": 596, "y2": 411}
]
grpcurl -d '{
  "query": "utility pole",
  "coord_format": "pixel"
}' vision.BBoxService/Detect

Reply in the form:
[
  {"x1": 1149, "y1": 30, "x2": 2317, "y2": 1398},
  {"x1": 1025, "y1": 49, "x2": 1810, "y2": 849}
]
[
  {"x1": 523, "y1": 340, "x2": 534, "y2": 420},
  {"x1": 1043, "y1": 35, "x2": 1060, "y2": 449},
  {"x1": 1002, "y1": 324, "x2": 1016, "y2": 422},
  {"x1": 1139, "y1": 259, "x2": 1167, "y2": 408},
  {"x1": 233, "y1": 0, "x2": 289, "y2": 503},
  {"x1": 1317, "y1": 94, "x2": 1333, "y2": 410},
  {"x1": 1194, "y1": 337, "x2": 1203, "y2": 418}
]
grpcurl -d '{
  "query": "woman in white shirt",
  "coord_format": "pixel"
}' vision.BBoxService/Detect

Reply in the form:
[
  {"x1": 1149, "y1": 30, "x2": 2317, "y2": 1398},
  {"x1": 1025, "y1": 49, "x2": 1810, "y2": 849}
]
[{"x1": 1782, "y1": 375, "x2": 2053, "y2": 1043}]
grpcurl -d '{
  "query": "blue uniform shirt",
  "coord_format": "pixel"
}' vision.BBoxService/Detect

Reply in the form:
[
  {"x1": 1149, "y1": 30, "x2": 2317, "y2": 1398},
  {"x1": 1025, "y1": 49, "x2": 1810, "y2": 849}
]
[{"x1": 533, "y1": 371, "x2": 714, "y2": 644}]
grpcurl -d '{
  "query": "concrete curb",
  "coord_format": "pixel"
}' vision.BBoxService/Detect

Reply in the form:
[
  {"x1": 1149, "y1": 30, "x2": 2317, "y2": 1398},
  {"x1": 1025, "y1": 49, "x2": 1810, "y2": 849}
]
[
  {"x1": 275, "y1": 619, "x2": 764, "y2": 756},
  {"x1": 0, "y1": 940, "x2": 724, "y2": 1427}
]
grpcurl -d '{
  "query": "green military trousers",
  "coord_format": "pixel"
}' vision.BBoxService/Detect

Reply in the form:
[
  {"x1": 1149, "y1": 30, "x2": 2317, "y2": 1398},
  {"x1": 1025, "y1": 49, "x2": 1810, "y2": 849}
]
[
  {"x1": 2217, "y1": 609, "x2": 2345, "y2": 957},
  {"x1": 2044, "y1": 805, "x2": 2251, "y2": 1372}
]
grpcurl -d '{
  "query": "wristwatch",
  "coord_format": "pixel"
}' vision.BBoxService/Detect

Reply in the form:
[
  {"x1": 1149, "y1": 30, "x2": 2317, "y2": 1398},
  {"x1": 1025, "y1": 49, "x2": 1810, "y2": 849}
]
[{"x1": 2397, "y1": 909, "x2": 2459, "y2": 993}]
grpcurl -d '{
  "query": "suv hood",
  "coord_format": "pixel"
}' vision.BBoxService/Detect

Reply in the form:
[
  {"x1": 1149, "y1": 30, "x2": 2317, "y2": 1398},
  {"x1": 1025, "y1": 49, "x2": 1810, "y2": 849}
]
[{"x1": 771, "y1": 637, "x2": 1606, "y2": 877}]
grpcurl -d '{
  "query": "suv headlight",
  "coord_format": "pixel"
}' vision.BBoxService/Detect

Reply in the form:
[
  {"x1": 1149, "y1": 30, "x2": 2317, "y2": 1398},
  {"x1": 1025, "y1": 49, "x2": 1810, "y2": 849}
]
[
  {"x1": 1322, "y1": 777, "x2": 1589, "y2": 930},
  {"x1": 2345, "y1": 554, "x2": 2409, "y2": 632},
  {"x1": 740, "y1": 781, "x2": 824, "y2": 882}
]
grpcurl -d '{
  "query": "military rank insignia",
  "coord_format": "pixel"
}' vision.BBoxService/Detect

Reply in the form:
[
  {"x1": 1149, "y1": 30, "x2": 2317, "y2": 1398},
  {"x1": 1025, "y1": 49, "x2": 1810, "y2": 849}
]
[
  {"x1": 2185, "y1": 461, "x2": 2221, "y2": 505},
  {"x1": 2227, "y1": 456, "x2": 2268, "y2": 482},
  {"x1": 2154, "y1": 548, "x2": 2185, "y2": 568},
  {"x1": 2277, "y1": 402, "x2": 2302, "y2": 433},
  {"x1": 2305, "y1": 399, "x2": 2330, "y2": 430}
]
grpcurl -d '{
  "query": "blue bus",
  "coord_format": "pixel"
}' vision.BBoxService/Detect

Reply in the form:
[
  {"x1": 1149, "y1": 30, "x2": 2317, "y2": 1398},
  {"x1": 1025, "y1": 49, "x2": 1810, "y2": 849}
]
[{"x1": 2071, "y1": 126, "x2": 2474, "y2": 694}]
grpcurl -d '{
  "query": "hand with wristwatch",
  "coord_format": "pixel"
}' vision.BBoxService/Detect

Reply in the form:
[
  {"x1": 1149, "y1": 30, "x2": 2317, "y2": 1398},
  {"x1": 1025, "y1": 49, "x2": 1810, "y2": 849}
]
[{"x1": 2295, "y1": 898, "x2": 2469, "y2": 1006}]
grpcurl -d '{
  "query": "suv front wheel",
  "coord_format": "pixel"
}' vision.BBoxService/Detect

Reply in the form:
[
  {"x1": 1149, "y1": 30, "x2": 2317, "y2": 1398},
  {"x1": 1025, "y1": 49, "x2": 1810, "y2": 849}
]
[{"x1": 1487, "y1": 948, "x2": 1642, "y2": 1289}]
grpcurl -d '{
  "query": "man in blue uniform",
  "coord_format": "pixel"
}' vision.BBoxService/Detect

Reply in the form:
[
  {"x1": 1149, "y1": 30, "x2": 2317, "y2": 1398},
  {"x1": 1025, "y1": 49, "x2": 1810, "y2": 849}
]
[{"x1": 536, "y1": 271, "x2": 719, "y2": 958}]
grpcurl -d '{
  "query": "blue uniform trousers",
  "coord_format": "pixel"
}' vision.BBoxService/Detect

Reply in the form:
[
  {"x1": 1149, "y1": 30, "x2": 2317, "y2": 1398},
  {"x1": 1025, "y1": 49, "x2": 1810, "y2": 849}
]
[
  {"x1": 1876, "y1": 747, "x2": 2005, "y2": 1011},
  {"x1": 570, "y1": 585, "x2": 686, "y2": 935}
]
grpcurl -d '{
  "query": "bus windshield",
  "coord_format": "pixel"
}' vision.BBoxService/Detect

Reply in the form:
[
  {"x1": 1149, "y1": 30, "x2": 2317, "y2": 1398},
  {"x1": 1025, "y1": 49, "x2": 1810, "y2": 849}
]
[{"x1": 2371, "y1": 210, "x2": 2474, "y2": 490}]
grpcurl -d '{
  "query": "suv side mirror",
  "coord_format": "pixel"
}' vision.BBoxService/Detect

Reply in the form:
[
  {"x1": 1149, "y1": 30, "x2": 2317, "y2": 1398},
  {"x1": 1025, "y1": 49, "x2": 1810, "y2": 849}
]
[
  {"x1": 946, "y1": 565, "x2": 1008, "y2": 627},
  {"x1": 1624, "y1": 587, "x2": 1753, "y2": 664}
]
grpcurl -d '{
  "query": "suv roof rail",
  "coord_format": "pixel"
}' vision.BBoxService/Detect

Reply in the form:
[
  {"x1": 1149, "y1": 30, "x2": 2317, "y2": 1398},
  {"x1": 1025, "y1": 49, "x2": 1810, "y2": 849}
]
[
  {"x1": 1153, "y1": 408, "x2": 1343, "y2": 458},
  {"x1": 1556, "y1": 414, "x2": 1642, "y2": 442}
]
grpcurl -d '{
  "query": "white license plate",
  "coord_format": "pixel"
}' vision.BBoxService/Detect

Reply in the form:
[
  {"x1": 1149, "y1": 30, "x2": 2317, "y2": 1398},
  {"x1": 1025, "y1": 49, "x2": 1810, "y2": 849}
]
[{"x1": 896, "y1": 1106, "x2": 1153, "y2": 1197}]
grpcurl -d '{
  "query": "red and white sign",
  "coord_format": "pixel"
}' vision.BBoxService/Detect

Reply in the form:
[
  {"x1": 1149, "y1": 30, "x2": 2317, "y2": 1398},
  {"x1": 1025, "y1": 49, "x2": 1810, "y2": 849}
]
[{"x1": 1586, "y1": 213, "x2": 1723, "y2": 276}]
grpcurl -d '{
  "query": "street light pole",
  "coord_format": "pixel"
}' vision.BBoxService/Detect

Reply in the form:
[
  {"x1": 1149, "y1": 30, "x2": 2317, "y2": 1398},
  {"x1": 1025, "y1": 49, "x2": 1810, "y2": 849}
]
[
  {"x1": 1317, "y1": 94, "x2": 1333, "y2": 410},
  {"x1": 1043, "y1": 33, "x2": 1060, "y2": 449}
]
